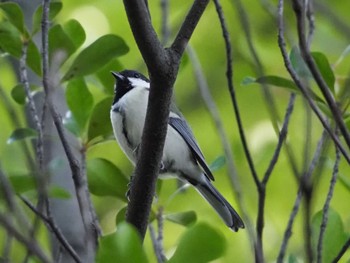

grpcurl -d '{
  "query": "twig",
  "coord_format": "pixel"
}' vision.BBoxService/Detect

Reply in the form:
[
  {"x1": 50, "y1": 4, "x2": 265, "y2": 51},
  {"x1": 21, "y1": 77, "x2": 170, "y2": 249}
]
[
  {"x1": 160, "y1": 0, "x2": 170, "y2": 45},
  {"x1": 277, "y1": 0, "x2": 350, "y2": 164},
  {"x1": 123, "y1": 0, "x2": 210, "y2": 240},
  {"x1": 19, "y1": 196, "x2": 82, "y2": 263},
  {"x1": 0, "y1": 213, "x2": 52, "y2": 263},
  {"x1": 306, "y1": 0, "x2": 315, "y2": 47},
  {"x1": 149, "y1": 207, "x2": 166, "y2": 263},
  {"x1": 332, "y1": 237, "x2": 350, "y2": 263},
  {"x1": 317, "y1": 144, "x2": 340, "y2": 263},
  {"x1": 292, "y1": 0, "x2": 350, "y2": 150},
  {"x1": 277, "y1": 130, "x2": 328, "y2": 262}
]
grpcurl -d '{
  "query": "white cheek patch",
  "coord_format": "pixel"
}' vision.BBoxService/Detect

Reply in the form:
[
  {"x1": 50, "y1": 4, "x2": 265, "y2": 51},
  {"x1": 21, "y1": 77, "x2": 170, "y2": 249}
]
[{"x1": 129, "y1": 78, "x2": 150, "y2": 89}]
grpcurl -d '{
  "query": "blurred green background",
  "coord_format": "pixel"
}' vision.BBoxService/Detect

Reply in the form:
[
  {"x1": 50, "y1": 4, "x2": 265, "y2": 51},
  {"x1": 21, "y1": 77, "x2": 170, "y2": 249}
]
[{"x1": 1, "y1": 0, "x2": 350, "y2": 262}]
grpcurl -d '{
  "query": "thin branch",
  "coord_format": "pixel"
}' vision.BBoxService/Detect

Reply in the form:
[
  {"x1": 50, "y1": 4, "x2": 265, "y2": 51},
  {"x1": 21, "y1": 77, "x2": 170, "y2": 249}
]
[
  {"x1": 160, "y1": 0, "x2": 170, "y2": 45},
  {"x1": 19, "y1": 196, "x2": 82, "y2": 263},
  {"x1": 277, "y1": 130, "x2": 328, "y2": 262},
  {"x1": 187, "y1": 46, "x2": 256, "y2": 248},
  {"x1": 332, "y1": 237, "x2": 350, "y2": 263},
  {"x1": 292, "y1": 0, "x2": 350, "y2": 150},
  {"x1": 317, "y1": 144, "x2": 340, "y2": 263},
  {"x1": 306, "y1": 0, "x2": 315, "y2": 47},
  {"x1": 0, "y1": 213, "x2": 52, "y2": 263},
  {"x1": 277, "y1": 0, "x2": 350, "y2": 164},
  {"x1": 149, "y1": 207, "x2": 166, "y2": 263}
]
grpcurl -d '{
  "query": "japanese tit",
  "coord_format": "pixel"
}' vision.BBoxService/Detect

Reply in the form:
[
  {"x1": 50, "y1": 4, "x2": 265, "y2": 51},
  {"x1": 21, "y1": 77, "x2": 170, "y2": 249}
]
[{"x1": 110, "y1": 70, "x2": 244, "y2": 231}]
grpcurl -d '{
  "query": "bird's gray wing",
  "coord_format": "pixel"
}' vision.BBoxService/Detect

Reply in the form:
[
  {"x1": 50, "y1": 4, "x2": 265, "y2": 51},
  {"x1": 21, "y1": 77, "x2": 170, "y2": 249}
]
[{"x1": 169, "y1": 116, "x2": 214, "y2": 181}]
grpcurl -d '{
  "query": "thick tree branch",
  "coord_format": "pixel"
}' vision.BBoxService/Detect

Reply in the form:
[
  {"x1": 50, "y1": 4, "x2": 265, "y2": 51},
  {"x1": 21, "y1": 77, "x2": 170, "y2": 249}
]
[{"x1": 123, "y1": 0, "x2": 209, "y2": 240}]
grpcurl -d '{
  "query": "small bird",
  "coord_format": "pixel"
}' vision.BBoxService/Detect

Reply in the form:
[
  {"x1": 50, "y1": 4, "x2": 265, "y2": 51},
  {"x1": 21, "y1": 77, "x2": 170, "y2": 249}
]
[{"x1": 110, "y1": 70, "x2": 244, "y2": 231}]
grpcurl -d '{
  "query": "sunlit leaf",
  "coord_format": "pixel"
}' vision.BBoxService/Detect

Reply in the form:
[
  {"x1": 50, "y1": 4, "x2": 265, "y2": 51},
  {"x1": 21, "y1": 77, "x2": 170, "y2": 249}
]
[
  {"x1": 168, "y1": 223, "x2": 226, "y2": 263},
  {"x1": 209, "y1": 156, "x2": 226, "y2": 172},
  {"x1": 66, "y1": 78, "x2": 93, "y2": 133},
  {"x1": 87, "y1": 97, "x2": 113, "y2": 141},
  {"x1": 32, "y1": 2, "x2": 62, "y2": 35},
  {"x1": 63, "y1": 19, "x2": 85, "y2": 49},
  {"x1": 311, "y1": 209, "x2": 349, "y2": 263},
  {"x1": 96, "y1": 59, "x2": 123, "y2": 95},
  {"x1": 165, "y1": 211, "x2": 197, "y2": 227},
  {"x1": 62, "y1": 35, "x2": 129, "y2": 81},
  {"x1": 87, "y1": 158, "x2": 128, "y2": 200},
  {"x1": 7, "y1": 128, "x2": 37, "y2": 144},
  {"x1": 0, "y1": 2, "x2": 25, "y2": 34},
  {"x1": 96, "y1": 222, "x2": 148, "y2": 263},
  {"x1": 311, "y1": 52, "x2": 335, "y2": 93}
]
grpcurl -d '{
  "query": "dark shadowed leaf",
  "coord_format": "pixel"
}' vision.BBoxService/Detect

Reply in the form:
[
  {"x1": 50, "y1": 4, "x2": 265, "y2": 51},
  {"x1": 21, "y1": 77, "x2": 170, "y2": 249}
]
[
  {"x1": 62, "y1": 35, "x2": 129, "y2": 81},
  {"x1": 7, "y1": 128, "x2": 37, "y2": 144},
  {"x1": 8, "y1": 175, "x2": 36, "y2": 193},
  {"x1": 289, "y1": 46, "x2": 311, "y2": 78},
  {"x1": 0, "y1": 3, "x2": 25, "y2": 34},
  {"x1": 311, "y1": 52, "x2": 335, "y2": 93},
  {"x1": 311, "y1": 209, "x2": 349, "y2": 263},
  {"x1": 0, "y1": 21, "x2": 22, "y2": 58},
  {"x1": 87, "y1": 158, "x2": 128, "y2": 200},
  {"x1": 168, "y1": 223, "x2": 226, "y2": 263},
  {"x1": 66, "y1": 78, "x2": 93, "y2": 132},
  {"x1": 63, "y1": 19, "x2": 85, "y2": 49},
  {"x1": 11, "y1": 84, "x2": 26, "y2": 105},
  {"x1": 96, "y1": 60, "x2": 123, "y2": 95},
  {"x1": 165, "y1": 211, "x2": 197, "y2": 227},
  {"x1": 209, "y1": 156, "x2": 226, "y2": 172},
  {"x1": 88, "y1": 97, "x2": 113, "y2": 141},
  {"x1": 49, "y1": 24, "x2": 76, "y2": 66},
  {"x1": 32, "y1": 2, "x2": 62, "y2": 34},
  {"x1": 27, "y1": 40, "x2": 42, "y2": 76},
  {"x1": 96, "y1": 222, "x2": 148, "y2": 263}
]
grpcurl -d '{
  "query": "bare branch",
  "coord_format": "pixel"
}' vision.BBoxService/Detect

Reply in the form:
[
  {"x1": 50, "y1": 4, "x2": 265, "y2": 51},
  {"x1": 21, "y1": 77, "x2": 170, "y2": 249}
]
[
  {"x1": 317, "y1": 144, "x2": 340, "y2": 263},
  {"x1": 0, "y1": 213, "x2": 52, "y2": 263},
  {"x1": 277, "y1": 0, "x2": 350, "y2": 163},
  {"x1": 149, "y1": 207, "x2": 166, "y2": 263},
  {"x1": 160, "y1": 0, "x2": 170, "y2": 44},
  {"x1": 292, "y1": 0, "x2": 350, "y2": 150},
  {"x1": 332, "y1": 237, "x2": 350, "y2": 263},
  {"x1": 20, "y1": 196, "x2": 82, "y2": 263}
]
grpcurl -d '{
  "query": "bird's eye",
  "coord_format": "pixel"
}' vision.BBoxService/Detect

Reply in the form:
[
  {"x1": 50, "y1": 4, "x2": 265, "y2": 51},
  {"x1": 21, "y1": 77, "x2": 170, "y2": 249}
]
[{"x1": 134, "y1": 73, "x2": 140, "y2": 78}]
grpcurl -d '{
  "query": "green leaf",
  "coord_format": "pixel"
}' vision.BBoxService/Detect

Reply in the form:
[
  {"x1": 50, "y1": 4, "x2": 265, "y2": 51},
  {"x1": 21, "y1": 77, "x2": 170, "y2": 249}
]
[
  {"x1": 96, "y1": 222, "x2": 148, "y2": 263},
  {"x1": 0, "y1": 21, "x2": 22, "y2": 58},
  {"x1": 116, "y1": 206, "x2": 127, "y2": 225},
  {"x1": 88, "y1": 97, "x2": 113, "y2": 141},
  {"x1": 289, "y1": 46, "x2": 311, "y2": 79},
  {"x1": 165, "y1": 211, "x2": 197, "y2": 227},
  {"x1": 48, "y1": 186, "x2": 71, "y2": 199},
  {"x1": 11, "y1": 84, "x2": 26, "y2": 105},
  {"x1": 87, "y1": 158, "x2": 128, "y2": 200},
  {"x1": 27, "y1": 40, "x2": 42, "y2": 76},
  {"x1": 63, "y1": 111, "x2": 81, "y2": 137},
  {"x1": 7, "y1": 128, "x2": 37, "y2": 144},
  {"x1": 9, "y1": 175, "x2": 36, "y2": 193},
  {"x1": 62, "y1": 35, "x2": 129, "y2": 81},
  {"x1": 63, "y1": 19, "x2": 85, "y2": 49},
  {"x1": 96, "y1": 59, "x2": 123, "y2": 94},
  {"x1": 168, "y1": 223, "x2": 226, "y2": 263},
  {"x1": 0, "y1": 3, "x2": 25, "y2": 34},
  {"x1": 334, "y1": 45, "x2": 350, "y2": 67},
  {"x1": 66, "y1": 78, "x2": 93, "y2": 133},
  {"x1": 311, "y1": 209, "x2": 349, "y2": 263},
  {"x1": 311, "y1": 52, "x2": 335, "y2": 93},
  {"x1": 49, "y1": 24, "x2": 76, "y2": 66},
  {"x1": 338, "y1": 174, "x2": 350, "y2": 192},
  {"x1": 32, "y1": 2, "x2": 62, "y2": 35},
  {"x1": 209, "y1": 156, "x2": 226, "y2": 172}
]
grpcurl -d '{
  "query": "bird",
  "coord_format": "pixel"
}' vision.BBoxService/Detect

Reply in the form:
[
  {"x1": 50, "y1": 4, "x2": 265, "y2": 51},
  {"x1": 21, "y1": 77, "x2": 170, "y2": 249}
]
[{"x1": 110, "y1": 69, "x2": 244, "y2": 231}]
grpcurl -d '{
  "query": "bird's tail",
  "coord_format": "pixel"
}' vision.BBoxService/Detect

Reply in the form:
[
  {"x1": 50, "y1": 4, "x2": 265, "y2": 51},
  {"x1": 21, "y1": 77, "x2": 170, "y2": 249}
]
[{"x1": 195, "y1": 179, "x2": 244, "y2": 231}]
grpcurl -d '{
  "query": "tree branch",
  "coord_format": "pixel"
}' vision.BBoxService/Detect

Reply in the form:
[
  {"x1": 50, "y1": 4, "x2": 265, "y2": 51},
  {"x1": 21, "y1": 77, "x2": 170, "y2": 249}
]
[{"x1": 123, "y1": 0, "x2": 210, "y2": 240}]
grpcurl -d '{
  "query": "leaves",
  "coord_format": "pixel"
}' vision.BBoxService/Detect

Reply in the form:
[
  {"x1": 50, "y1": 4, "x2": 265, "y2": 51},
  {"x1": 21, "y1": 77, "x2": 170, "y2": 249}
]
[
  {"x1": 62, "y1": 35, "x2": 129, "y2": 81},
  {"x1": 87, "y1": 97, "x2": 113, "y2": 141},
  {"x1": 87, "y1": 158, "x2": 128, "y2": 200},
  {"x1": 165, "y1": 211, "x2": 197, "y2": 227},
  {"x1": 11, "y1": 84, "x2": 26, "y2": 105},
  {"x1": 311, "y1": 52, "x2": 335, "y2": 93},
  {"x1": 32, "y1": 2, "x2": 62, "y2": 35},
  {"x1": 7, "y1": 128, "x2": 37, "y2": 144},
  {"x1": 63, "y1": 19, "x2": 85, "y2": 49},
  {"x1": 209, "y1": 156, "x2": 226, "y2": 172},
  {"x1": 96, "y1": 59, "x2": 123, "y2": 95},
  {"x1": 8, "y1": 175, "x2": 36, "y2": 193},
  {"x1": 96, "y1": 222, "x2": 148, "y2": 263},
  {"x1": 0, "y1": 21, "x2": 22, "y2": 58},
  {"x1": 168, "y1": 223, "x2": 226, "y2": 263},
  {"x1": 66, "y1": 78, "x2": 93, "y2": 134},
  {"x1": 0, "y1": 2, "x2": 25, "y2": 34},
  {"x1": 49, "y1": 24, "x2": 76, "y2": 65},
  {"x1": 311, "y1": 209, "x2": 349, "y2": 263},
  {"x1": 27, "y1": 40, "x2": 42, "y2": 76}
]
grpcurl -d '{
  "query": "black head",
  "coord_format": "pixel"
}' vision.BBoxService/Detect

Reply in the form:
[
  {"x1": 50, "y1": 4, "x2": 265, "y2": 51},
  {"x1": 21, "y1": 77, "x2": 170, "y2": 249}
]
[{"x1": 111, "y1": 70, "x2": 150, "y2": 104}]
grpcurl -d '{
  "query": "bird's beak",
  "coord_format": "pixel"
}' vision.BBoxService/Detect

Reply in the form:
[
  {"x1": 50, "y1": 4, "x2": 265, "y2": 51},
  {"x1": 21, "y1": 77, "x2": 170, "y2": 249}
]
[{"x1": 111, "y1": 71, "x2": 124, "y2": 82}]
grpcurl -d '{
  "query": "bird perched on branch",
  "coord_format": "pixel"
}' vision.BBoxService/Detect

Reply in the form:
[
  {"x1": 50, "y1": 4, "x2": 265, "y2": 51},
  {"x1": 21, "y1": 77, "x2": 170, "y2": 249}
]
[{"x1": 110, "y1": 69, "x2": 244, "y2": 231}]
